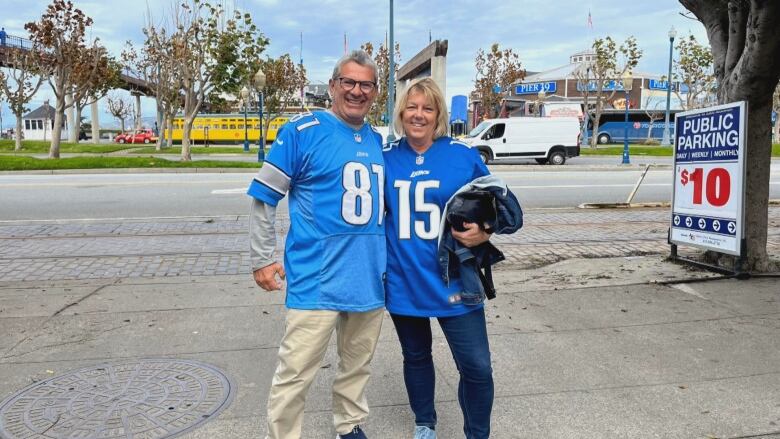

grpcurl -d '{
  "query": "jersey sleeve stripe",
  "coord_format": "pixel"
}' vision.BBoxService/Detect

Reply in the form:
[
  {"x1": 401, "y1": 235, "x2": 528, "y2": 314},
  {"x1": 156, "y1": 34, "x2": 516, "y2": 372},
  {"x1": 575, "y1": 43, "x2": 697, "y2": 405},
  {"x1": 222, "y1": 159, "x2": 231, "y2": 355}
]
[
  {"x1": 449, "y1": 139, "x2": 473, "y2": 148},
  {"x1": 297, "y1": 120, "x2": 320, "y2": 131},
  {"x1": 255, "y1": 162, "x2": 291, "y2": 195}
]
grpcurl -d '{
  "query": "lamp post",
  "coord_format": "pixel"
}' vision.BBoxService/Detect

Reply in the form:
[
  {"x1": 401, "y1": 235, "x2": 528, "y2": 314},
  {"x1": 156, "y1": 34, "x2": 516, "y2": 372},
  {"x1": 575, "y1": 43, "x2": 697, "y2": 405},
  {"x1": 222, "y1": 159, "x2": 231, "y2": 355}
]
[
  {"x1": 240, "y1": 86, "x2": 250, "y2": 152},
  {"x1": 661, "y1": 26, "x2": 677, "y2": 146},
  {"x1": 537, "y1": 89, "x2": 546, "y2": 117},
  {"x1": 621, "y1": 70, "x2": 633, "y2": 164},
  {"x1": 253, "y1": 68, "x2": 266, "y2": 163}
]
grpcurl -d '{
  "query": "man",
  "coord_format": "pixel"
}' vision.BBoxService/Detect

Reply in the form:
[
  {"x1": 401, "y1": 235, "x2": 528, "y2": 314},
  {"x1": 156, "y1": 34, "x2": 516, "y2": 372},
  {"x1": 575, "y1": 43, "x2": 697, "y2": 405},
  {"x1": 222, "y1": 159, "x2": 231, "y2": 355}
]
[{"x1": 247, "y1": 50, "x2": 385, "y2": 439}]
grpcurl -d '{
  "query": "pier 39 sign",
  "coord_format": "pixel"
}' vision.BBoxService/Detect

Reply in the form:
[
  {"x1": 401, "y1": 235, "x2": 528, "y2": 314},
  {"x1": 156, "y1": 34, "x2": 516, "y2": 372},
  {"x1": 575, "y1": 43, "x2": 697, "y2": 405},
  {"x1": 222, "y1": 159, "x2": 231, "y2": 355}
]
[{"x1": 670, "y1": 101, "x2": 746, "y2": 255}]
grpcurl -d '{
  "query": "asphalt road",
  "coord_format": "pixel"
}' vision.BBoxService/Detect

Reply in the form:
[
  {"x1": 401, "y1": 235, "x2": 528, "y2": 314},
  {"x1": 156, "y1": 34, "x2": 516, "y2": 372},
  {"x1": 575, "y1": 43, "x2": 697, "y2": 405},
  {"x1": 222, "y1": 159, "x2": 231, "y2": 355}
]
[{"x1": 1, "y1": 166, "x2": 779, "y2": 221}]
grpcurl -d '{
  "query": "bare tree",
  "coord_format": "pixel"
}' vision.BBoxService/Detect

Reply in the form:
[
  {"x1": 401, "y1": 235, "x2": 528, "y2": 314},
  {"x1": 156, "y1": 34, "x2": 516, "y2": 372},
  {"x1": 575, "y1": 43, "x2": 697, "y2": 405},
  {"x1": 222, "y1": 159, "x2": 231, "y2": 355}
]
[
  {"x1": 25, "y1": 0, "x2": 99, "y2": 158},
  {"x1": 169, "y1": 0, "x2": 267, "y2": 161},
  {"x1": 680, "y1": 0, "x2": 780, "y2": 271},
  {"x1": 672, "y1": 34, "x2": 716, "y2": 110},
  {"x1": 124, "y1": 26, "x2": 181, "y2": 151},
  {"x1": 259, "y1": 54, "x2": 307, "y2": 139},
  {"x1": 70, "y1": 44, "x2": 121, "y2": 142},
  {"x1": 642, "y1": 95, "x2": 664, "y2": 143},
  {"x1": 106, "y1": 92, "x2": 133, "y2": 133},
  {"x1": 0, "y1": 43, "x2": 48, "y2": 150},
  {"x1": 574, "y1": 36, "x2": 642, "y2": 148},
  {"x1": 474, "y1": 44, "x2": 525, "y2": 119},
  {"x1": 361, "y1": 40, "x2": 401, "y2": 126}
]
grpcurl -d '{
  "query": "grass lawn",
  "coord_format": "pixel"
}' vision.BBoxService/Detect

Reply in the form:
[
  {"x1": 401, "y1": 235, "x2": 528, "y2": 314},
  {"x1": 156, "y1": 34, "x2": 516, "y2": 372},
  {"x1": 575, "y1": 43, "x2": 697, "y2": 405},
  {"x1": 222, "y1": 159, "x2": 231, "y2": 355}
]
[
  {"x1": 0, "y1": 155, "x2": 259, "y2": 171},
  {"x1": 581, "y1": 143, "x2": 780, "y2": 157},
  {"x1": 0, "y1": 140, "x2": 135, "y2": 154},
  {"x1": 130, "y1": 146, "x2": 257, "y2": 154}
]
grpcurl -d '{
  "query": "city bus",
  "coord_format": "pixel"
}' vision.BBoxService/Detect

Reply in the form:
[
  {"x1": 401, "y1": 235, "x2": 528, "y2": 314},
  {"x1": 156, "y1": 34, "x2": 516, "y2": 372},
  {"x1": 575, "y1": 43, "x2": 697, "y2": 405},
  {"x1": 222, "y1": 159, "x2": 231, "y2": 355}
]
[{"x1": 586, "y1": 109, "x2": 680, "y2": 144}]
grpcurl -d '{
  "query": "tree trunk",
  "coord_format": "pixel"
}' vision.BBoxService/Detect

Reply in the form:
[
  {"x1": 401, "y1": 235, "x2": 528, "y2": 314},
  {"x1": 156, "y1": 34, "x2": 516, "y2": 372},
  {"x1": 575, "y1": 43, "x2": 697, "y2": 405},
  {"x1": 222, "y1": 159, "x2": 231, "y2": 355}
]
[
  {"x1": 14, "y1": 114, "x2": 23, "y2": 151},
  {"x1": 773, "y1": 116, "x2": 779, "y2": 143},
  {"x1": 735, "y1": 94, "x2": 772, "y2": 271},
  {"x1": 70, "y1": 104, "x2": 83, "y2": 143},
  {"x1": 181, "y1": 117, "x2": 193, "y2": 161},
  {"x1": 49, "y1": 107, "x2": 64, "y2": 159},
  {"x1": 590, "y1": 114, "x2": 601, "y2": 148},
  {"x1": 156, "y1": 113, "x2": 167, "y2": 151},
  {"x1": 166, "y1": 117, "x2": 173, "y2": 149}
]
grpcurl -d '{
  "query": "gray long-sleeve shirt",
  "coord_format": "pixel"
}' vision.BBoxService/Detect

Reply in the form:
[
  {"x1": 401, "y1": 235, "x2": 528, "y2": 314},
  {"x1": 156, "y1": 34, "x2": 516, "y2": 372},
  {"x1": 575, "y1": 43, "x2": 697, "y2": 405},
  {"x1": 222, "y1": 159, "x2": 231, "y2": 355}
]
[{"x1": 249, "y1": 198, "x2": 277, "y2": 271}]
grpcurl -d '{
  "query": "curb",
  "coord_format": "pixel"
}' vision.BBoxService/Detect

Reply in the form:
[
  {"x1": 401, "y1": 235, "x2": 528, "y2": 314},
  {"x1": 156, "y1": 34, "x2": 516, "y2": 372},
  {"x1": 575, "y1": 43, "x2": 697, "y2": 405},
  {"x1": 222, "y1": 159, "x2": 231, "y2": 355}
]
[
  {"x1": 579, "y1": 199, "x2": 780, "y2": 209},
  {"x1": 0, "y1": 167, "x2": 256, "y2": 175}
]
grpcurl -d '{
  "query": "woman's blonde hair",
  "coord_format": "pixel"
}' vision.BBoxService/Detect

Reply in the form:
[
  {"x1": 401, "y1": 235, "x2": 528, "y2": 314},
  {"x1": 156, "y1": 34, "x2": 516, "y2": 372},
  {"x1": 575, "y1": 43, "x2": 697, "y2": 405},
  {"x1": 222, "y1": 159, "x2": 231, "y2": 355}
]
[{"x1": 393, "y1": 77, "x2": 449, "y2": 139}]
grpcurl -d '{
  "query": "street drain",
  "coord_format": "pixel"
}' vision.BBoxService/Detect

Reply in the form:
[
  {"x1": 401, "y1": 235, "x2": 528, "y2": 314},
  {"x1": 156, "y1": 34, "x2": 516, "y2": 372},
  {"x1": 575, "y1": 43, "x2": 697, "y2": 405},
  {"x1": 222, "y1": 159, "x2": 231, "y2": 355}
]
[{"x1": 0, "y1": 358, "x2": 235, "y2": 439}]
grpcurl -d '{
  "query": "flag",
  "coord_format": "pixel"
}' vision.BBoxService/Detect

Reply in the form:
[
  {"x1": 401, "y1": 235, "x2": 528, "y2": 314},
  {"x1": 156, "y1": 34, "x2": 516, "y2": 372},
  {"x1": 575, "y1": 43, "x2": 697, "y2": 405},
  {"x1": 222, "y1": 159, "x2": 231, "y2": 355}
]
[
  {"x1": 344, "y1": 33, "x2": 347, "y2": 55},
  {"x1": 587, "y1": 10, "x2": 593, "y2": 29}
]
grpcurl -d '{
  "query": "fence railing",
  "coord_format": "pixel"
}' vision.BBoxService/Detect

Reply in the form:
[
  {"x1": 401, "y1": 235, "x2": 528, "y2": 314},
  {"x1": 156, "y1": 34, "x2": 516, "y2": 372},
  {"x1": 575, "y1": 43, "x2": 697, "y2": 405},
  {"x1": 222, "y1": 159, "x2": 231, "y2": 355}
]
[{"x1": 0, "y1": 34, "x2": 34, "y2": 50}]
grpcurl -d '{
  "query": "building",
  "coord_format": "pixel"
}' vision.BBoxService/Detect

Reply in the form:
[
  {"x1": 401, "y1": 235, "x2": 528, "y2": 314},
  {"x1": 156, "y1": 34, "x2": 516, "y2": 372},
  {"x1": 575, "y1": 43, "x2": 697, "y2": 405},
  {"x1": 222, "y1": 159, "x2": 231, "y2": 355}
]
[
  {"x1": 22, "y1": 102, "x2": 69, "y2": 141},
  {"x1": 471, "y1": 50, "x2": 690, "y2": 126}
]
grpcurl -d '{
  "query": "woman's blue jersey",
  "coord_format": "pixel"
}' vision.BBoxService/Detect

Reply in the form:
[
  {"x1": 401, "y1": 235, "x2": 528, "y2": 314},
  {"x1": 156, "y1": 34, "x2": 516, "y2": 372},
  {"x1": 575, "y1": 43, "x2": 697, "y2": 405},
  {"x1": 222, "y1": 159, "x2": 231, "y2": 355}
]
[{"x1": 383, "y1": 136, "x2": 489, "y2": 317}]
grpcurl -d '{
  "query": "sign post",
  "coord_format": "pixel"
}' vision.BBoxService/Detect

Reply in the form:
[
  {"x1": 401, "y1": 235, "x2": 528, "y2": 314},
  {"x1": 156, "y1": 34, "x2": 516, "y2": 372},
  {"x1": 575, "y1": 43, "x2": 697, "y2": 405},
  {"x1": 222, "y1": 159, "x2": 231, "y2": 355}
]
[{"x1": 669, "y1": 101, "x2": 747, "y2": 274}]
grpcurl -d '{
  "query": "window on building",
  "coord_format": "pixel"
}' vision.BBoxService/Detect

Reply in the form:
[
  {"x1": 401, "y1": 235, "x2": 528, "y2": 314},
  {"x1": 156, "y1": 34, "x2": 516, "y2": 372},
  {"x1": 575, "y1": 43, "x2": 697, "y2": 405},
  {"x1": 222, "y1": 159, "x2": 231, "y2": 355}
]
[{"x1": 24, "y1": 120, "x2": 30, "y2": 130}]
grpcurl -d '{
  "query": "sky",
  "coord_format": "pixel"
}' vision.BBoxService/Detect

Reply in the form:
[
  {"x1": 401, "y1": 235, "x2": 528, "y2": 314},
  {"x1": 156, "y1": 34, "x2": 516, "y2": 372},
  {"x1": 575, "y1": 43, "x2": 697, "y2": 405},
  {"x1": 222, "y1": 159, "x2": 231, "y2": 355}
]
[{"x1": 0, "y1": 0, "x2": 708, "y2": 130}]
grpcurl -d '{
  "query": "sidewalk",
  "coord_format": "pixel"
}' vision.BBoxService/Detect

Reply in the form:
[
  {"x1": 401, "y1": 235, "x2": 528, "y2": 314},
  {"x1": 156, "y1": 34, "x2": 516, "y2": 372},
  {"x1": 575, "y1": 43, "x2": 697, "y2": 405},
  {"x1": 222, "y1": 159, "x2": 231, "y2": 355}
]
[{"x1": 1, "y1": 209, "x2": 779, "y2": 438}]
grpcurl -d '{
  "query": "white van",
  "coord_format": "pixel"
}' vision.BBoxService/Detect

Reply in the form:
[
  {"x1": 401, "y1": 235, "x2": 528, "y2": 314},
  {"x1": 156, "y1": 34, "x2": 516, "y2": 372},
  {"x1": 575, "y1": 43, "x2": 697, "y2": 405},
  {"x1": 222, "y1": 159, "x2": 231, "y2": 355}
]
[{"x1": 461, "y1": 117, "x2": 581, "y2": 165}]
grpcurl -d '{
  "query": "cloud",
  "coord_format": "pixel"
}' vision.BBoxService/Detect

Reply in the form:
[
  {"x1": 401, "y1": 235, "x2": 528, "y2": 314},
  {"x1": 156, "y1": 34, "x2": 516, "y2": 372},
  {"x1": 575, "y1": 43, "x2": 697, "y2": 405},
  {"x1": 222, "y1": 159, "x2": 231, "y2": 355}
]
[{"x1": 1, "y1": 0, "x2": 710, "y2": 129}]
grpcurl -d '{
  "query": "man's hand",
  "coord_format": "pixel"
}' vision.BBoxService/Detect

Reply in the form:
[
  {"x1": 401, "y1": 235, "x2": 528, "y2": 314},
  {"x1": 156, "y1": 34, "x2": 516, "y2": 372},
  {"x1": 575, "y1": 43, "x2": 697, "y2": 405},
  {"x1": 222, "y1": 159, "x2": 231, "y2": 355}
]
[
  {"x1": 452, "y1": 222, "x2": 490, "y2": 247},
  {"x1": 253, "y1": 262, "x2": 286, "y2": 291}
]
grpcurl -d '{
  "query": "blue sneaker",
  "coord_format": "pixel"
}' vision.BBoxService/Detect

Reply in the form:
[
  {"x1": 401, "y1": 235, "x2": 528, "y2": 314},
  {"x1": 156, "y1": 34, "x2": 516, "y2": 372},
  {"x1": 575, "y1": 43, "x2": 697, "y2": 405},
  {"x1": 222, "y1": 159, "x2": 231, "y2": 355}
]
[
  {"x1": 414, "y1": 426, "x2": 437, "y2": 439},
  {"x1": 337, "y1": 425, "x2": 368, "y2": 439}
]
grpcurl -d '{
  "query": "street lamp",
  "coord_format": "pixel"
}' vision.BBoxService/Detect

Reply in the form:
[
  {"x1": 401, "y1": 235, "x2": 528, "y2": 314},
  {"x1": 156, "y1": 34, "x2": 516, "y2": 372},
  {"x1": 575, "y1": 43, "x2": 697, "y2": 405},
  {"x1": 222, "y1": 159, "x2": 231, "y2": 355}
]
[
  {"x1": 621, "y1": 70, "x2": 633, "y2": 165},
  {"x1": 240, "y1": 86, "x2": 250, "y2": 152},
  {"x1": 536, "y1": 89, "x2": 546, "y2": 117},
  {"x1": 661, "y1": 26, "x2": 677, "y2": 146},
  {"x1": 253, "y1": 68, "x2": 266, "y2": 163}
]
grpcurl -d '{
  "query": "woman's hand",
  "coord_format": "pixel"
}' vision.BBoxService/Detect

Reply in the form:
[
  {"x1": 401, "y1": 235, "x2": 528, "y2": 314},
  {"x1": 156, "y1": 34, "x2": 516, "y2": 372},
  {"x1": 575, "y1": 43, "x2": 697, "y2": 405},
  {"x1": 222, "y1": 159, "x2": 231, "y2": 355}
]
[{"x1": 451, "y1": 222, "x2": 490, "y2": 247}]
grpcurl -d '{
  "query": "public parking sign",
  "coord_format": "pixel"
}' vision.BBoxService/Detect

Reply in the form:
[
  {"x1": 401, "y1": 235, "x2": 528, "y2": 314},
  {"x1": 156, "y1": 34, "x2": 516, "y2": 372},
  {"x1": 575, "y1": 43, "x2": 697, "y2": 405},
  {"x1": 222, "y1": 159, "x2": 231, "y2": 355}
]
[{"x1": 670, "y1": 101, "x2": 746, "y2": 256}]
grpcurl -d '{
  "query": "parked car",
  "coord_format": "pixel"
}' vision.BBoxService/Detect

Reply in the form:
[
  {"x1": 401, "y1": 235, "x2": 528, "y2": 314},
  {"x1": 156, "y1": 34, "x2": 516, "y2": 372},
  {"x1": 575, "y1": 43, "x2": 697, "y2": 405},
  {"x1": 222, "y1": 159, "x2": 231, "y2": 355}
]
[
  {"x1": 115, "y1": 129, "x2": 157, "y2": 144},
  {"x1": 461, "y1": 117, "x2": 581, "y2": 165}
]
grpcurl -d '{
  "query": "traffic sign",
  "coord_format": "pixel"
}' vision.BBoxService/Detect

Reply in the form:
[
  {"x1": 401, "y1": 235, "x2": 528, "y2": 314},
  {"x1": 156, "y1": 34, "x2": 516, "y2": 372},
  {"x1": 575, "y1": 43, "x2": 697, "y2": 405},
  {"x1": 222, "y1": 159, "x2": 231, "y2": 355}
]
[{"x1": 670, "y1": 102, "x2": 746, "y2": 256}]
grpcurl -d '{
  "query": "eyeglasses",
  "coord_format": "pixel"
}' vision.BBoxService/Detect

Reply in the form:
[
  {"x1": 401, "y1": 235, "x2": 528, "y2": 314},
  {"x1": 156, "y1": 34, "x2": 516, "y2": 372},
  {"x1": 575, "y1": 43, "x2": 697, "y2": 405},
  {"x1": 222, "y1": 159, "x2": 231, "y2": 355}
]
[{"x1": 336, "y1": 77, "x2": 377, "y2": 93}]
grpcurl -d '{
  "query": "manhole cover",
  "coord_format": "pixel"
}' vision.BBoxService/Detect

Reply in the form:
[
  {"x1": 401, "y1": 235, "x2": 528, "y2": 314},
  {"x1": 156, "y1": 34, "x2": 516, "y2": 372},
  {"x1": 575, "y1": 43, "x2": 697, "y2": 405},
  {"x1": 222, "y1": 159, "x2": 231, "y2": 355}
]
[{"x1": 0, "y1": 358, "x2": 235, "y2": 439}]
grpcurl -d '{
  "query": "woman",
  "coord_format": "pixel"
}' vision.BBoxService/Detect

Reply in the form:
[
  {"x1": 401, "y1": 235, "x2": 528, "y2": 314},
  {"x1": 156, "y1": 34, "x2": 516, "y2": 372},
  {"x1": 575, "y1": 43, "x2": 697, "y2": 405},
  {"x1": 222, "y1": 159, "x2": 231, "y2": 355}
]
[{"x1": 383, "y1": 77, "x2": 496, "y2": 439}]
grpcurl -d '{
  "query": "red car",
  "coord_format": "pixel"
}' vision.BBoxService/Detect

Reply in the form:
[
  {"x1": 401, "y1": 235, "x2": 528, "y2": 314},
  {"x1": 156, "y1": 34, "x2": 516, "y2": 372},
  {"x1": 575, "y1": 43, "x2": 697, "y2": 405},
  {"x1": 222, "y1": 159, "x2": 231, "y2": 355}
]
[{"x1": 115, "y1": 129, "x2": 157, "y2": 144}]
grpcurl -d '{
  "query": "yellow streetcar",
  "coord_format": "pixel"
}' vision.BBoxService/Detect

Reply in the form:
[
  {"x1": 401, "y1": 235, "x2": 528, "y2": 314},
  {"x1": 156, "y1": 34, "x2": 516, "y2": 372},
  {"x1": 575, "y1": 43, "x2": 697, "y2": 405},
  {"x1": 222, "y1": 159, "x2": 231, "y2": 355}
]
[{"x1": 165, "y1": 108, "x2": 325, "y2": 144}]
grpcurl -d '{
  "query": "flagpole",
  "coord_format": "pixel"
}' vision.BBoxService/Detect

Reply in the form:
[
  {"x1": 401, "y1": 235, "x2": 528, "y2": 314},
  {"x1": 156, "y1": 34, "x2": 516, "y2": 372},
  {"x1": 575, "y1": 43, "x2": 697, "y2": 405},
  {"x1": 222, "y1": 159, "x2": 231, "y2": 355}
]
[{"x1": 300, "y1": 32, "x2": 305, "y2": 107}]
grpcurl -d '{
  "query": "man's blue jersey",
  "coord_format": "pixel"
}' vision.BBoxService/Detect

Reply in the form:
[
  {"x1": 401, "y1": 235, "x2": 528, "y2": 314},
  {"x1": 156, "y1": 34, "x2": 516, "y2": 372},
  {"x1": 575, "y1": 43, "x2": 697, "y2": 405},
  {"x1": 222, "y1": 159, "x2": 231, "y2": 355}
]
[
  {"x1": 248, "y1": 111, "x2": 386, "y2": 312},
  {"x1": 383, "y1": 136, "x2": 489, "y2": 317}
]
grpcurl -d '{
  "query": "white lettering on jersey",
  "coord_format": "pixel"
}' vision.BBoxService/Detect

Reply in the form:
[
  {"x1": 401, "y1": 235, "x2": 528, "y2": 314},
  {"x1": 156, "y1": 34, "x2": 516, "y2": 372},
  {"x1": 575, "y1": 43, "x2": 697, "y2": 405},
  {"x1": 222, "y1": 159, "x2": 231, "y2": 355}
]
[
  {"x1": 409, "y1": 170, "x2": 430, "y2": 178},
  {"x1": 341, "y1": 162, "x2": 384, "y2": 226},
  {"x1": 394, "y1": 179, "x2": 441, "y2": 240}
]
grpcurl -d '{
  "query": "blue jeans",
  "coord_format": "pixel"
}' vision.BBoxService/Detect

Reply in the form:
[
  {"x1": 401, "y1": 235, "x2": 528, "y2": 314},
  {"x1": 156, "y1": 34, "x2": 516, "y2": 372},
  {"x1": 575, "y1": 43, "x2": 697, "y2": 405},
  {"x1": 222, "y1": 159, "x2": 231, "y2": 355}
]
[{"x1": 391, "y1": 308, "x2": 493, "y2": 439}]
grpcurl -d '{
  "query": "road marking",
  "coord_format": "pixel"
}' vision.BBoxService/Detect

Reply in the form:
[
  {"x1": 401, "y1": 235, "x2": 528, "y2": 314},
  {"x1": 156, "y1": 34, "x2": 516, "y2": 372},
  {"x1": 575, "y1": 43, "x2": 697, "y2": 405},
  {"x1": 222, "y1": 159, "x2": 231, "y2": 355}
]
[
  {"x1": 212, "y1": 188, "x2": 247, "y2": 194},
  {"x1": 669, "y1": 283, "x2": 709, "y2": 300}
]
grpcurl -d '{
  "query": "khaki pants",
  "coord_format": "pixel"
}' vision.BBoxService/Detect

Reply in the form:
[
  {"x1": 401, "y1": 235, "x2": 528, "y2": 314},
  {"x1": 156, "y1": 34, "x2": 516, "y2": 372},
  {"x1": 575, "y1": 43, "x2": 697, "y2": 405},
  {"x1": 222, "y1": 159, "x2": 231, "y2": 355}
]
[{"x1": 265, "y1": 308, "x2": 384, "y2": 439}]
